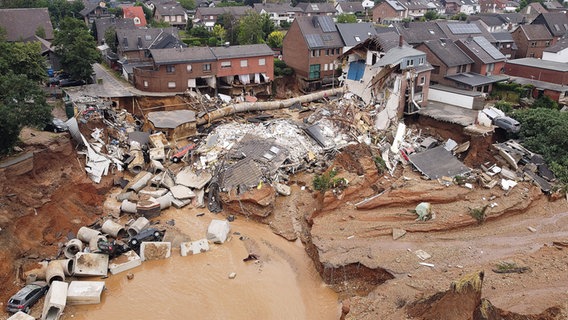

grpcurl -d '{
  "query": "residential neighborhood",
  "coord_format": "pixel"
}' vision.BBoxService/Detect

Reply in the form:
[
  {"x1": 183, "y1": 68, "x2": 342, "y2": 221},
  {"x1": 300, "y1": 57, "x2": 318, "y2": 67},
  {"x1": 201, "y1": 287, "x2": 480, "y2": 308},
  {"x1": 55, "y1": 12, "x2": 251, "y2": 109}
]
[{"x1": 1, "y1": 0, "x2": 568, "y2": 319}]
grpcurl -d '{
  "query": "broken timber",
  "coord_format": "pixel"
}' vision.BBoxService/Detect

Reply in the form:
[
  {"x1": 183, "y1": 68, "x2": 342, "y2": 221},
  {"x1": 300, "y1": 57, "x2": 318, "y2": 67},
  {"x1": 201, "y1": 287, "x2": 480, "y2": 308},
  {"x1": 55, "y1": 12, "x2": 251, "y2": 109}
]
[{"x1": 197, "y1": 87, "x2": 346, "y2": 125}]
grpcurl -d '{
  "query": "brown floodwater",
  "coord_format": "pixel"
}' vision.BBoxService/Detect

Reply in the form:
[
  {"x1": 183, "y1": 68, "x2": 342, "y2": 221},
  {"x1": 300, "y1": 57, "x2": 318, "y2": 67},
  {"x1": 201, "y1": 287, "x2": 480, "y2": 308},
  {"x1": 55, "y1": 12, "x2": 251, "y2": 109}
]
[{"x1": 62, "y1": 207, "x2": 340, "y2": 320}]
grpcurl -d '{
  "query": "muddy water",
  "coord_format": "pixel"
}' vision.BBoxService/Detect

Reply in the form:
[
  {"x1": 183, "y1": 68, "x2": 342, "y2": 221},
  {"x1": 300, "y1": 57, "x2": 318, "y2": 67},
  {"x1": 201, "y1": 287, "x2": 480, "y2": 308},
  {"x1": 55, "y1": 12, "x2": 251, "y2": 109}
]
[{"x1": 64, "y1": 208, "x2": 340, "y2": 320}]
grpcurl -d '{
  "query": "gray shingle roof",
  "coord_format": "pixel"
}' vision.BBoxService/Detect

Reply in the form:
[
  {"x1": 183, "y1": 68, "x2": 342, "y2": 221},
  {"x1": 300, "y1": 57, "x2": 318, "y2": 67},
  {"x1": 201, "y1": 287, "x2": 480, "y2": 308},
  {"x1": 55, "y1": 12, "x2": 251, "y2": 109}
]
[
  {"x1": 376, "y1": 46, "x2": 426, "y2": 67},
  {"x1": 532, "y1": 12, "x2": 568, "y2": 37},
  {"x1": 506, "y1": 57, "x2": 568, "y2": 71},
  {"x1": 519, "y1": 24, "x2": 552, "y2": 40},
  {"x1": 336, "y1": 22, "x2": 378, "y2": 47},
  {"x1": 296, "y1": 2, "x2": 336, "y2": 14},
  {"x1": 196, "y1": 6, "x2": 254, "y2": 17},
  {"x1": 445, "y1": 72, "x2": 503, "y2": 86},
  {"x1": 296, "y1": 16, "x2": 344, "y2": 49},
  {"x1": 0, "y1": 8, "x2": 54, "y2": 41},
  {"x1": 155, "y1": 1, "x2": 186, "y2": 16},
  {"x1": 117, "y1": 27, "x2": 184, "y2": 51},
  {"x1": 422, "y1": 39, "x2": 474, "y2": 67},
  {"x1": 456, "y1": 36, "x2": 506, "y2": 63},
  {"x1": 394, "y1": 21, "x2": 445, "y2": 45},
  {"x1": 94, "y1": 17, "x2": 136, "y2": 44},
  {"x1": 544, "y1": 35, "x2": 568, "y2": 53},
  {"x1": 253, "y1": 3, "x2": 302, "y2": 14},
  {"x1": 150, "y1": 47, "x2": 216, "y2": 64},
  {"x1": 210, "y1": 44, "x2": 274, "y2": 59},
  {"x1": 337, "y1": 2, "x2": 365, "y2": 13}
]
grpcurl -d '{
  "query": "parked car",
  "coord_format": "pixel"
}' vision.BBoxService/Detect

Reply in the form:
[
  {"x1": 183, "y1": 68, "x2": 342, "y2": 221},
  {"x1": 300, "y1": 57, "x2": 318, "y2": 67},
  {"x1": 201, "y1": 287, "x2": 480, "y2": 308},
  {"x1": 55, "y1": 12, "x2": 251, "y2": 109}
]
[
  {"x1": 97, "y1": 239, "x2": 129, "y2": 258},
  {"x1": 6, "y1": 281, "x2": 49, "y2": 314},
  {"x1": 43, "y1": 118, "x2": 68, "y2": 133},
  {"x1": 128, "y1": 228, "x2": 164, "y2": 251},
  {"x1": 47, "y1": 72, "x2": 70, "y2": 85},
  {"x1": 59, "y1": 78, "x2": 86, "y2": 87},
  {"x1": 493, "y1": 116, "x2": 520, "y2": 133},
  {"x1": 171, "y1": 143, "x2": 196, "y2": 163}
]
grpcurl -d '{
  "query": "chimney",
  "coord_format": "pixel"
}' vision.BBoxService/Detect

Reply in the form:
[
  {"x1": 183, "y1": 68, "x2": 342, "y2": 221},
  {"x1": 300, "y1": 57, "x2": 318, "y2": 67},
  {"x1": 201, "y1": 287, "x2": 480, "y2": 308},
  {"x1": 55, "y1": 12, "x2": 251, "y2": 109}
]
[{"x1": 399, "y1": 34, "x2": 404, "y2": 47}]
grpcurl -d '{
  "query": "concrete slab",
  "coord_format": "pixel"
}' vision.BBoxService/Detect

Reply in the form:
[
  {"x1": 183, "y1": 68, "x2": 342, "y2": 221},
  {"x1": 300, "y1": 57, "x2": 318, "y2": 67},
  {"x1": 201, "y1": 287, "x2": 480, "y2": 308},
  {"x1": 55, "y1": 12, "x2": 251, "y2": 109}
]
[
  {"x1": 180, "y1": 239, "x2": 210, "y2": 256},
  {"x1": 206, "y1": 220, "x2": 231, "y2": 244},
  {"x1": 41, "y1": 281, "x2": 68, "y2": 320},
  {"x1": 408, "y1": 146, "x2": 470, "y2": 180},
  {"x1": 108, "y1": 250, "x2": 142, "y2": 275},
  {"x1": 175, "y1": 167, "x2": 212, "y2": 189},
  {"x1": 73, "y1": 253, "x2": 109, "y2": 277},
  {"x1": 170, "y1": 185, "x2": 196, "y2": 200},
  {"x1": 139, "y1": 242, "x2": 171, "y2": 261},
  {"x1": 7, "y1": 311, "x2": 35, "y2": 320},
  {"x1": 66, "y1": 281, "x2": 105, "y2": 305}
]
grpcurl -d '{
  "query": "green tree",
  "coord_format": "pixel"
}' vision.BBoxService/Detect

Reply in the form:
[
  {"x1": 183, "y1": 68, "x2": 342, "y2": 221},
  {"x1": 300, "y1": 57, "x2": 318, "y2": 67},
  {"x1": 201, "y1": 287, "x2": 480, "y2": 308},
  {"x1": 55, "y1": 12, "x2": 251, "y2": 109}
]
[
  {"x1": 260, "y1": 13, "x2": 275, "y2": 40},
  {"x1": 237, "y1": 11, "x2": 265, "y2": 44},
  {"x1": 104, "y1": 26, "x2": 117, "y2": 52},
  {"x1": 450, "y1": 12, "x2": 468, "y2": 21},
  {"x1": 189, "y1": 25, "x2": 211, "y2": 38},
  {"x1": 135, "y1": 1, "x2": 153, "y2": 22},
  {"x1": 35, "y1": 26, "x2": 46, "y2": 39},
  {"x1": 52, "y1": 17, "x2": 100, "y2": 80},
  {"x1": 149, "y1": 19, "x2": 171, "y2": 28},
  {"x1": 424, "y1": 10, "x2": 439, "y2": 20},
  {"x1": 178, "y1": 0, "x2": 196, "y2": 10},
  {"x1": 512, "y1": 108, "x2": 568, "y2": 183},
  {"x1": 212, "y1": 24, "x2": 227, "y2": 43},
  {"x1": 217, "y1": 12, "x2": 238, "y2": 44},
  {"x1": 185, "y1": 18, "x2": 194, "y2": 33},
  {"x1": 336, "y1": 13, "x2": 357, "y2": 23},
  {"x1": 267, "y1": 30, "x2": 284, "y2": 48},
  {"x1": 48, "y1": 0, "x2": 84, "y2": 27},
  {"x1": 0, "y1": 41, "x2": 46, "y2": 83}
]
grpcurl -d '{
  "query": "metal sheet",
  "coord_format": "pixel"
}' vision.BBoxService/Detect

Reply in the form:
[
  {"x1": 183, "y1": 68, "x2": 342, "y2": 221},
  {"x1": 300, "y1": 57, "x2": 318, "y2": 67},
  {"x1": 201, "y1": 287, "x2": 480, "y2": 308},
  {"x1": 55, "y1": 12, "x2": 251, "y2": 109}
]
[{"x1": 408, "y1": 146, "x2": 470, "y2": 179}]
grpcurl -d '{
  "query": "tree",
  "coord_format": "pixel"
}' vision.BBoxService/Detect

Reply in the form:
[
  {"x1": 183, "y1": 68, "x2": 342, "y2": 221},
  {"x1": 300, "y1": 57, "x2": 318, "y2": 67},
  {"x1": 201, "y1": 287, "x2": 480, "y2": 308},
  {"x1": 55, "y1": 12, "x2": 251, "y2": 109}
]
[
  {"x1": 178, "y1": 0, "x2": 196, "y2": 10},
  {"x1": 189, "y1": 25, "x2": 211, "y2": 38},
  {"x1": 104, "y1": 26, "x2": 117, "y2": 52},
  {"x1": 217, "y1": 13, "x2": 238, "y2": 45},
  {"x1": 237, "y1": 11, "x2": 265, "y2": 44},
  {"x1": 424, "y1": 10, "x2": 439, "y2": 21},
  {"x1": 48, "y1": 0, "x2": 84, "y2": 27},
  {"x1": 512, "y1": 108, "x2": 568, "y2": 184},
  {"x1": 52, "y1": 17, "x2": 100, "y2": 81},
  {"x1": 267, "y1": 30, "x2": 284, "y2": 48},
  {"x1": 450, "y1": 12, "x2": 467, "y2": 21},
  {"x1": 260, "y1": 13, "x2": 275, "y2": 40},
  {"x1": 0, "y1": 41, "x2": 46, "y2": 83},
  {"x1": 185, "y1": 18, "x2": 194, "y2": 33},
  {"x1": 149, "y1": 20, "x2": 171, "y2": 28},
  {"x1": 135, "y1": 1, "x2": 153, "y2": 22},
  {"x1": 336, "y1": 13, "x2": 357, "y2": 23},
  {"x1": 212, "y1": 24, "x2": 227, "y2": 44}
]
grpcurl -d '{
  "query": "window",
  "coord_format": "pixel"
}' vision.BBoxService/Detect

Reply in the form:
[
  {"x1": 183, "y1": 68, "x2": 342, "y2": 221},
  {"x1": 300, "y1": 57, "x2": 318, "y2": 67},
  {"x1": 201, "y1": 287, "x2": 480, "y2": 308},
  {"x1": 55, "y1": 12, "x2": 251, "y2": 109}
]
[
  {"x1": 309, "y1": 64, "x2": 320, "y2": 79},
  {"x1": 166, "y1": 65, "x2": 175, "y2": 73},
  {"x1": 486, "y1": 63, "x2": 495, "y2": 72},
  {"x1": 240, "y1": 60, "x2": 248, "y2": 67},
  {"x1": 144, "y1": 80, "x2": 148, "y2": 87},
  {"x1": 168, "y1": 81, "x2": 176, "y2": 88},
  {"x1": 259, "y1": 58, "x2": 266, "y2": 66},
  {"x1": 420, "y1": 76, "x2": 425, "y2": 85},
  {"x1": 311, "y1": 50, "x2": 320, "y2": 57},
  {"x1": 545, "y1": 41, "x2": 550, "y2": 46},
  {"x1": 530, "y1": 41, "x2": 537, "y2": 47},
  {"x1": 418, "y1": 57, "x2": 424, "y2": 65},
  {"x1": 336, "y1": 48, "x2": 340, "y2": 54},
  {"x1": 187, "y1": 64, "x2": 192, "y2": 72},
  {"x1": 354, "y1": 36, "x2": 360, "y2": 42},
  {"x1": 221, "y1": 61, "x2": 232, "y2": 68},
  {"x1": 203, "y1": 63, "x2": 211, "y2": 72},
  {"x1": 324, "y1": 63, "x2": 328, "y2": 71},
  {"x1": 406, "y1": 59, "x2": 414, "y2": 67}
]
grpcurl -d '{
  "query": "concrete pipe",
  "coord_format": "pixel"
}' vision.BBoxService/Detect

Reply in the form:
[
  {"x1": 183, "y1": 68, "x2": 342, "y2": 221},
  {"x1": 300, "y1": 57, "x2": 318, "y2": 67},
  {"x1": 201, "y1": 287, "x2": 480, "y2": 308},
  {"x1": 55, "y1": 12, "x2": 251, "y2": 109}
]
[
  {"x1": 24, "y1": 261, "x2": 48, "y2": 281},
  {"x1": 46, "y1": 260, "x2": 65, "y2": 284},
  {"x1": 129, "y1": 150, "x2": 145, "y2": 175},
  {"x1": 89, "y1": 235, "x2": 107, "y2": 252},
  {"x1": 156, "y1": 194, "x2": 172, "y2": 210},
  {"x1": 77, "y1": 226, "x2": 102, "y2": 243},
  {"x1": 127, "y1": 217, "x2": 150, "y2": 237},
  {"x1": 150, "y1": 159, "x2": 164, "y2": 174},
  {"x1": 64, "y1": 239, "x2": 83, "y2": 259},
  {"x1": 58, "y1": 259, "x2": 74, "y2": 276},
  {"x1": 127, "y1": 171, "x2": 153, "y2": 192},
  {"x1": 101, "y1": 219, "x2": 127, "y2": 239},
  {"x1": 121, "y1": 199, "x2": 138, "y2": 214}
]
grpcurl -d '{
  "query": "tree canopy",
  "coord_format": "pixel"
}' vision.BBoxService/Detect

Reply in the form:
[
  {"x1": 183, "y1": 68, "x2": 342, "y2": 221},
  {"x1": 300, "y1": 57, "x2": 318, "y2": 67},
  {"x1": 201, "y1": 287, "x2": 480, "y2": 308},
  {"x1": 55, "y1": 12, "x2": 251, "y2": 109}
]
[
  {"x1": 0, "y1": 38, "x2": 52, "y2": 154},
  {"x1": 178, "y1": 0, "x2": 196, "y2": 10},
  {"x1": 237, "y1": 11, "x2": 271, "y2": 45},
  {"x1": 336, "y1": 13, "x2": 357, "y2": 23},
  {"x1": 52, "y1": 17, "x2": 100, "y2": 80},
  {"x1": 267, "y1": 31, "x2": 284, "y2": 48}
]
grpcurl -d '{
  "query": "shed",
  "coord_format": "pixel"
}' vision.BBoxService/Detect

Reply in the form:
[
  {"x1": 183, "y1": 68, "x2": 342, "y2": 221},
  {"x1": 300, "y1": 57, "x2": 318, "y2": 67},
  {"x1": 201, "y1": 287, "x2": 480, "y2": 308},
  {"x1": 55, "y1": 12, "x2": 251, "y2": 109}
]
[{"x1": 146, "y1": 110, "x2": 197, "y2": 141}]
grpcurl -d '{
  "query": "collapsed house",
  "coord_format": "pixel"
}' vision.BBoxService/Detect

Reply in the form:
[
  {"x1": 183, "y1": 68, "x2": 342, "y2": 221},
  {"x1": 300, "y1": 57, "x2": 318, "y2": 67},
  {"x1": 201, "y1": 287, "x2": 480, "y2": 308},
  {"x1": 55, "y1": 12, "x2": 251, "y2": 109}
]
[{"x1": 338, "y1": 33, "x2": 433, "y2": 130}]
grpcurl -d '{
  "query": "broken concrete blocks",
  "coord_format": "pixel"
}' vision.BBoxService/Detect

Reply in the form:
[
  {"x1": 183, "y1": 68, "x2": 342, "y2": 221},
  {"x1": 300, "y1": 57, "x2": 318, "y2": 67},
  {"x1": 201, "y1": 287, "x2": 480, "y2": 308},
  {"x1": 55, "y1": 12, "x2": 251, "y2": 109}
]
[
  {"x1": 206, "y1": 220, "x2": 231, "y2": 244},
  {"x1": 7, "y1": 311, "x2": 35, "y2": 320},
  {"x1": 139, "y1": 242, "x2": 171, "y2": 261},
  {"x1": 66, "y1": 281, "x2": 105, "y2": 305},
  {"x1": 180, "y1": 239, "x2": 210, "y2": 256},
  {"x1": 73, "y1": 252, "x2": 109, "y2": 277},
  {"x1": 41, "y1": 280, "x2": 68, "y2": 320},
  {"x1": 109, "y1": 250, "x2": 142, "y2": 275},
  {"x1": 127, "y1": 216, "x2": 150, "y2": 237}
]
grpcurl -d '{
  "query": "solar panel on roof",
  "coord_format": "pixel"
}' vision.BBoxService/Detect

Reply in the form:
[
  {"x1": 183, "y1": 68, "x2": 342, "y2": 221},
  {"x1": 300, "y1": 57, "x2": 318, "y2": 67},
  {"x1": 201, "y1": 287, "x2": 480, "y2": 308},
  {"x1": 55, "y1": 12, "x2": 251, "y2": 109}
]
[
  {"x1": 306, "y1": 34, "x2": 324, "y2": 48},
  {"x1": 447, "y1": 23, "x2": 481, "y2": 34},
  {"x1": 318, "y1": 16, "x2": 336, "y2": 33},
  {"x1": 473, "y1": 36, "x2": 505, "y2": 60}
]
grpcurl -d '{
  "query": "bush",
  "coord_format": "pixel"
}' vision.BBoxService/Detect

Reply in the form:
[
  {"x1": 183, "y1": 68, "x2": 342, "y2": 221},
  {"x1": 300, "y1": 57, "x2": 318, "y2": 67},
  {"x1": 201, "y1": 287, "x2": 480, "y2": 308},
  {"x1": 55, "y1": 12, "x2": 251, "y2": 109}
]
[
  {"x1": 494, "y1": 100, "x2": 513, "y2": 113},
  {"x1": 468, "y1": 205, "x2": 489, "y2": 225},
  {"x1": 313, "y1": 168, "x2": 348, "y2": 193},
  {"x1": 374, "y1": 156, "x2": 387, "y2": 174}
]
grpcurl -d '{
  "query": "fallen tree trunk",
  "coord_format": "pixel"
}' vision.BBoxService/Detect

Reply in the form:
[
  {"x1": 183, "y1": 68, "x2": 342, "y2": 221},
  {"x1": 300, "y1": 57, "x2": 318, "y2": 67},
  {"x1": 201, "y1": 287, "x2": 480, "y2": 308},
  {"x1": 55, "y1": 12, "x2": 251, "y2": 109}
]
[{"x1": 197, "y1": 87, "x2": 345, "y2": 125}]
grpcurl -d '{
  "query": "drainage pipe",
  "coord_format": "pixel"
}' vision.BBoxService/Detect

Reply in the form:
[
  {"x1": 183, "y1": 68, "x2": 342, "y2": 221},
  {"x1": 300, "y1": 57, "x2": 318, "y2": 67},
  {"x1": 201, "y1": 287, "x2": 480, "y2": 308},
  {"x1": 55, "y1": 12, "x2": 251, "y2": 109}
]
[
  {"x1": 77, "y1": 227, "x2": 101, "y2": 243},
  {"x1": 101, "y1": 219, "x2": 127, "y2": 238},
  {"x1": 127, "y1": 217, "x2": 150, "y2": 237},
  {"x1": 63, "y1": 239, "x2": 83, "y2": 259}
]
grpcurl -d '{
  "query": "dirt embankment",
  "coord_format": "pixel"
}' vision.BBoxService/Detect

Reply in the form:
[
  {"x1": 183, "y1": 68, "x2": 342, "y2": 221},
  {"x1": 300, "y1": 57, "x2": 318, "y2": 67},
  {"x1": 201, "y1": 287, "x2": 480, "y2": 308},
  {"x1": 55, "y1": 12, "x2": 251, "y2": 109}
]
[{"x1": 0, "y1": 131, "x2": 110, "y2": 303}]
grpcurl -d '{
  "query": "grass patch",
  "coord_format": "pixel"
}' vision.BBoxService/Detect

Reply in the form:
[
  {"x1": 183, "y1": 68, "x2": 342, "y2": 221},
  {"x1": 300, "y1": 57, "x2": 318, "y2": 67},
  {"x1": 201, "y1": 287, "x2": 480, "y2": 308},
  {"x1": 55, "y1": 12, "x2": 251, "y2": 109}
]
[
  {"x1": 492, "y1": 261, "x2": 530, "y2": 274},
  {"x1": 313, "y1": 168, "x2": 348, "y2": 193},
  {"x1": 468, "y1": 205, "x2": 489, "y2": 225}
]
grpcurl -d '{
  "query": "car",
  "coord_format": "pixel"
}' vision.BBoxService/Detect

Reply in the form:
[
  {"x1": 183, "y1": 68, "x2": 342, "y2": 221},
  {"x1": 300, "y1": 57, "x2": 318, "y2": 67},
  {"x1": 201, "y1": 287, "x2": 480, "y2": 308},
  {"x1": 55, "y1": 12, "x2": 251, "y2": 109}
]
[
  {"x1": 97, "y1": 239, "x2": 129, "y2": 258},
  {"x1": 493, "y1": 116, "x2": 520, "y2": 133},
  {"x1": 171, "y1": 143, "x2": 196, "y2": 163},
  {"x1": 59, "y1": 78, "x2": 86, "y2": 87},
  {"x1": 43, "y1": 118, "x2": 69, "y2": 133},
  {"x1": 47, "y1": 72, "x2": 71, "y2": 85},
  {"x1": 128, "y1": 228, "x2": 164, "y2": 251},
  {"x1": 6, "y1": 281, "x2": 49, "y2": 314}
]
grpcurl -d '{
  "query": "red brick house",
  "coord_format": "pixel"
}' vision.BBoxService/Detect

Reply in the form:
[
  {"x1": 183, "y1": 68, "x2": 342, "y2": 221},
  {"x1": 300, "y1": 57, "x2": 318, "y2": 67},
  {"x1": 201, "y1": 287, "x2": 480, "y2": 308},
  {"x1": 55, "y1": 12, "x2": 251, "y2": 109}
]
[
  {"x1": 210, "y1": 44, "x2": 275, "y2": 96},
  {"x1": 133, "y1": 44, "x2": 274, "y2": 95},
  {"x1": 282, "y1": 16, "x2": 344, "y2": 92},
  {"x1": 416, "y1": 39, "x2": 474, "y2": 87},
  {"x1": 504, "y1": 58, "x2": 568, "y2": 104},
  {"x1": 372, "y1": 0, "x2": 406, "y2": 24},
  {"x1": 511, "y1": 24, "x2": 553, "y2": 58},
  {"x1": 134, "y1": 47, "x2": 217, "y2": 93}
]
